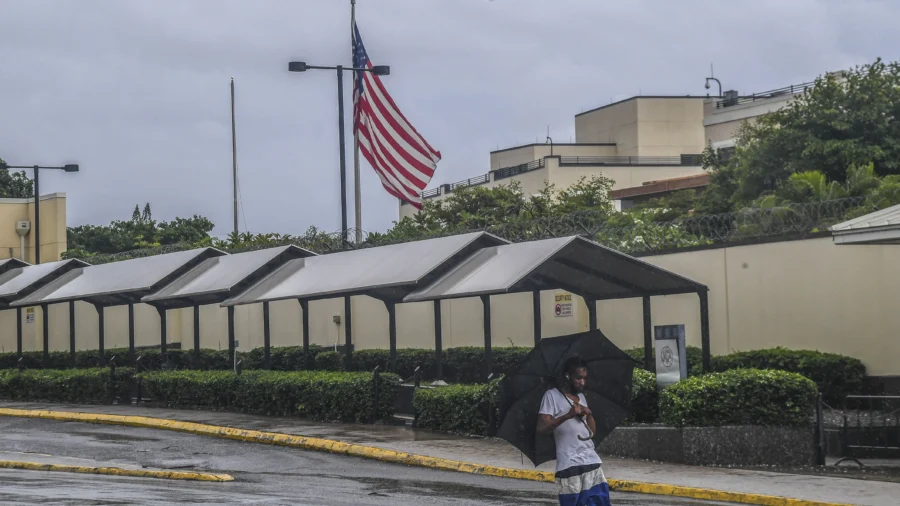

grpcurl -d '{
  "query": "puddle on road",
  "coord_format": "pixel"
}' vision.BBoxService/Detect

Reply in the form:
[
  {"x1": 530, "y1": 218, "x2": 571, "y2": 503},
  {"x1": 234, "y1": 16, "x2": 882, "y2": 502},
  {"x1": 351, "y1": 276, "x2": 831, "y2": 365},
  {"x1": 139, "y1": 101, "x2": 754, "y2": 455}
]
[{"x1": 67, "y1": 430, "x2": 161, "y2": 443}]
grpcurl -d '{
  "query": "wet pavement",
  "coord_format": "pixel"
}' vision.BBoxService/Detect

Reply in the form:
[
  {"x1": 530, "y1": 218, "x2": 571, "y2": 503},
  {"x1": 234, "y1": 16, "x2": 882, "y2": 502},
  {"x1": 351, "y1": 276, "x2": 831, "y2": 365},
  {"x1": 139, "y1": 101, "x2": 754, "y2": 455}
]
[
  {"x1": 0, "y1": 417, "x2": 732, "y2": 505},
  {"x1": 3, "y1": 402, "x2": 896, "y2": 505}
]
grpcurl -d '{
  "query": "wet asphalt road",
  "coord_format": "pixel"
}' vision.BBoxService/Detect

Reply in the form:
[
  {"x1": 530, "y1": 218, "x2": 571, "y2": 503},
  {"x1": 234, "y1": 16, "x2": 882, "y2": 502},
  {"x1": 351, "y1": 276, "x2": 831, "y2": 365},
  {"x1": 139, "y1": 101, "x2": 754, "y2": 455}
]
[{"x1": 0, "y1": 418, "x2": 731, "y2": 505}]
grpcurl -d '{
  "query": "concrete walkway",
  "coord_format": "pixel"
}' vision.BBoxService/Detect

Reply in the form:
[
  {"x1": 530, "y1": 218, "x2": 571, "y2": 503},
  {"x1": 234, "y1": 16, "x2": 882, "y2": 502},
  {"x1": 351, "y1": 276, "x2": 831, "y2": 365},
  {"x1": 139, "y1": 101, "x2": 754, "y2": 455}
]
[{"x1": 1, "y1": 402, "x2": 897, "y2": 506}]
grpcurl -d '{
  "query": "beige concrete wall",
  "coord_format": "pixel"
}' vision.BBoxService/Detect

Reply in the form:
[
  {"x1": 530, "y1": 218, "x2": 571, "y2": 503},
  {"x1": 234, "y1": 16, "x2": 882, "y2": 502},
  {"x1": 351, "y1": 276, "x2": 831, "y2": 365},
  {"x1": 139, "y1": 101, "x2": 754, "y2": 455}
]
[
  {"x1": 0, "y1": 193, "x2": 67, "y2": 263},
  {"x1": 634, "y1": 98, "x2": 706, "y2": 157},
  {"x1": 550, "y1": 163, "x2": 707, "y2": 192},
  {"x1": 489, "y1": 144, "x2": 616, "y2": 171},
  {"x1": 575, "y1": 99, "x2": 639, "y2": 154}
]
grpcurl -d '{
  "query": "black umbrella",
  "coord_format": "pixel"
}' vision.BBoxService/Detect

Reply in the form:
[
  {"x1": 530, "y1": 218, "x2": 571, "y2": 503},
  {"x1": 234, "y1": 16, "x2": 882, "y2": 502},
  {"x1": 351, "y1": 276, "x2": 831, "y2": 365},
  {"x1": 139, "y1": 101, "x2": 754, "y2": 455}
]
[{"x1": 496, "y1": 329, "x2": 637, "y2": 467}]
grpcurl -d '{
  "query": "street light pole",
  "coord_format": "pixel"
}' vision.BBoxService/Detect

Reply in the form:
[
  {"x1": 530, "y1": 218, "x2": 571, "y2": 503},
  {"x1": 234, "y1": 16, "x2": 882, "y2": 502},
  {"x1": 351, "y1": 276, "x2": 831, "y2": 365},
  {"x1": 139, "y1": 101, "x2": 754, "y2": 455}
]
[
  {"x1": 336, "y1": 65, "x2": 348, "y2": 247},
  {"x1": 287, "y1": 61, "x2": 390, "y2": 250},
  {"x1": 0, "y1": 163, "x2": 79, "y2": 264}
]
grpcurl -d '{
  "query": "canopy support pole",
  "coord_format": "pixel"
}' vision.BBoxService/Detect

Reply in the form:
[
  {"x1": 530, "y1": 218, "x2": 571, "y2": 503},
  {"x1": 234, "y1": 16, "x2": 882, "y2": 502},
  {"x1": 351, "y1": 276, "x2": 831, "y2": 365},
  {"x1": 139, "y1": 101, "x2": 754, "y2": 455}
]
[
  {"x1": 227, "y1": 306, "x2": 236, "y2": 361},
  {"x1": 69, "y1": 301, "x2": 76, "y2": 367},
  {"x1": 642, "y1": 296, "x2": 653, "y2": 370},
  {"x1": 41, "y1": 303, "x2": 49, "y2": 366},
  {"x1": 481, "y1": 295, "x2": 492, "y2": 380},
  {"x1": 299, "y1": 300, "x2": 310, "y2": 369},
  {"x1": 95, "y1": 304, "x2": 105, "y2": 366},
  {"x1": 344, "y1": 296, "x2": 353, "y2": 370},
  {"x1": 157, "y1": 307, "x2": 167, "y2": 365},
  {"x1": 385, "y1": 301, "x2": 397, "y2": 373},
  {"x1": 128, "y1": 303, "x2": 136, "y2": 364},
  {"x1": 532, "y1": 290, "x2": 541, "y2": 346},
  {"x1": 263, "y1": 301, "x2": 271, "y2": 370},
  {"x1": 192, "y1": 305, "x2": 200, "y2": 360},
  {"x1": 698, "y1": 290, "x2": 711, "y2": 372},
  {"x1": 433, "y1": 300, "x2": 443, "y2": 381},
  {"x1": 587, "y1": 298, "x2": 597, "y2": 330},
  {"x1": 16, "y1": 308, "x2": 22, "y2": 360}
]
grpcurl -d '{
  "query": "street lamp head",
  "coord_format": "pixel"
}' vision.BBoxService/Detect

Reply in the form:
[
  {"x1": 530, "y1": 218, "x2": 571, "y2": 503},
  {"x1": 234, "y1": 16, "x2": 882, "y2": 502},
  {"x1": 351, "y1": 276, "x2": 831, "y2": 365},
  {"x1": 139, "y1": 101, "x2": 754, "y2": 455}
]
[
  {"x1": 370, "y1": 65, "x2": 390, "y2": 76},
  {"x1": 63, "y1": 164, "x2": 79, "y2": 173},
  {"x1": 704, "y1": 80, "x2": 711, "y2": 90},
  {"x1": 288, "y1": 61, "x2": 308, "y2": 72}
]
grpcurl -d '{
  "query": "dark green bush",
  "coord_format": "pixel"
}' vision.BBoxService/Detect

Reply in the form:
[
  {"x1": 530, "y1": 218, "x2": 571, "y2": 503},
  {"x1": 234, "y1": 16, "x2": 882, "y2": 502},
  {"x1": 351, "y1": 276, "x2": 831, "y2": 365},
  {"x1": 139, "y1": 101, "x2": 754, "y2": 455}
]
[
  {"x1": 0, "y1": 367, "x2": 135, "y2": 404},
  {"x1": 629, "y1": 369, "x2": 659, "y2": 423},
  {"x1": 443, "y1": 347, "x2": 530, "y2": 384},
  {"x1": 624, "y1": 346, "x2": 704, "y2": 376},
  {"x1": 708, "y1": 347, "x2": 865, "y2": 404},
  {"x1": 659, "y1": 369, "x2": 817, "y2": 427},
  {"x1": 242, "y1": 345, "x2": 325, "y2": 371},
  {"x1": 314, "y1": 351, "x2": 344, "y2": 371},
  {"x1": 351, "y1": 348, "x2": 438, "y2": 380},
  {"x1": 138, "y1": 370, "x2": 398, "y2": 422},
  {"x1": 413, "y1": 381, "x2": 498, "y2": 435}
]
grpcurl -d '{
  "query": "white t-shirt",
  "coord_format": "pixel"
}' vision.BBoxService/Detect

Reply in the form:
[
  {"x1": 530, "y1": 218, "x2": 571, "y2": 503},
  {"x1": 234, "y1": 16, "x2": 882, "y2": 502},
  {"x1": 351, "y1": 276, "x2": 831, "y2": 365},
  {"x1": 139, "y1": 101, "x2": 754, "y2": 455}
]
[{"x1": 539, "y1": 388, "x2": 602, "y2": 472}]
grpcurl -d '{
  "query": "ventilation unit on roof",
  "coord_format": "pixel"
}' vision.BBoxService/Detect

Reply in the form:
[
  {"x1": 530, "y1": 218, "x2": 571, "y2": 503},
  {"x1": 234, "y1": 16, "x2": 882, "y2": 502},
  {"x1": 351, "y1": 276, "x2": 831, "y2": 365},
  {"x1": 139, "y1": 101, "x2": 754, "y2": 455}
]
[{"x1": 722, "y1": 90, "x2": 739, "y2": 107}]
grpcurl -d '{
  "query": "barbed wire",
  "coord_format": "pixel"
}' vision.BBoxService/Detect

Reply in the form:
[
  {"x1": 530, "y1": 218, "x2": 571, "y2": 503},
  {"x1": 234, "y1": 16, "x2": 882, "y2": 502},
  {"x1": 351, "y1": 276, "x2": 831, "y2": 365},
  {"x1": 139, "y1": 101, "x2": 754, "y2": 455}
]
[{"x1": 78, "y1": 197, "x2": 878, "y2": 265}]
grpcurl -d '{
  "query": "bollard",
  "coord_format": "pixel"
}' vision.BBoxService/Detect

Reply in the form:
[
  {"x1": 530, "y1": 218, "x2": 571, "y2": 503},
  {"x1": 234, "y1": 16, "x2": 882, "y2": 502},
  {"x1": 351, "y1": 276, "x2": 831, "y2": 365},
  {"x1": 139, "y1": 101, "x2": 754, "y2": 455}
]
[
  {"x1": 815, "y1": 392, "x2": 825, "y2": 466},
  {"x1": 108, "y1": 357, "x2": 118, "y2": 404},
  {"x1": 486, "y1": 373, "x2": 496, "y2": 437},
  {"x1": 414, "y1": 366, "x2": 421, "y2": 388},
  {"x1": 235, "y1": 359, "x2": 243, "y2": 376},
  {"x1": 16, "y1": 357, "x2": 25, "y2": 372}
]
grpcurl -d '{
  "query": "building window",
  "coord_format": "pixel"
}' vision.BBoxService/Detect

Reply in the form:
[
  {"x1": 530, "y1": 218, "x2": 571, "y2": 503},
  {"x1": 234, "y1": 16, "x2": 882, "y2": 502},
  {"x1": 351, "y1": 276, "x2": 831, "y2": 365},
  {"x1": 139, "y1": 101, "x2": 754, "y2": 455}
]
[{"x1": 717, "y1": 146, "x2": 736, "y2": 162}]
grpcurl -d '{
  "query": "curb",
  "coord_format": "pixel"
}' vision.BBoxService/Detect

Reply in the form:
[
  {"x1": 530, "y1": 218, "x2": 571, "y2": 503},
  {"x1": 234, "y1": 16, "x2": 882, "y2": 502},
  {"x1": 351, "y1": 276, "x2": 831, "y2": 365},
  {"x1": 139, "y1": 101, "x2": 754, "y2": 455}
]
[
  {"x1": 0, "y1": 459, "x2": 234, "y2": 482},
  {"x1": 0, "y1": 408, "x2": 850, "y2": 506}
]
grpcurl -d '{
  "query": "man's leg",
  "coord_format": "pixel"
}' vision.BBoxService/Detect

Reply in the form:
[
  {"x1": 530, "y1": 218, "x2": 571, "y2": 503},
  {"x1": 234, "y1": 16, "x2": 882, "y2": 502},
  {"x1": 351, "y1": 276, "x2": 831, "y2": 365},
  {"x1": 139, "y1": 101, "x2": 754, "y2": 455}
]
[{"x1": 576, "y1": 466, "x2": 610, "y2": 506}]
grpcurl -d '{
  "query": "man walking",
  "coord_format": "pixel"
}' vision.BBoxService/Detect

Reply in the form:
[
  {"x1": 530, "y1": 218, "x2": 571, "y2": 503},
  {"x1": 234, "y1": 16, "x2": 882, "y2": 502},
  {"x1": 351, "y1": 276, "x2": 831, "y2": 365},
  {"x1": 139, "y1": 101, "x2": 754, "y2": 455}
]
[{"x1": 537, "y1": 357, "x2": 611, "y2": 506}]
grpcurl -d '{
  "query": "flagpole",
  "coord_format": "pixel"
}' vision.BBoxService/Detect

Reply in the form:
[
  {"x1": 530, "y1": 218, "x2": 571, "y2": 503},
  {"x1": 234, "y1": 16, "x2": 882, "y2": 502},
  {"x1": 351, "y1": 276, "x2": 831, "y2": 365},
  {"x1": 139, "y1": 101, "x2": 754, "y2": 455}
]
[
  {"x1": 351, "y1": 0, "x2": 363, "y2": 244},
  {"x1": 231, "y1": 77, "x2": 239, "y2": 237}
]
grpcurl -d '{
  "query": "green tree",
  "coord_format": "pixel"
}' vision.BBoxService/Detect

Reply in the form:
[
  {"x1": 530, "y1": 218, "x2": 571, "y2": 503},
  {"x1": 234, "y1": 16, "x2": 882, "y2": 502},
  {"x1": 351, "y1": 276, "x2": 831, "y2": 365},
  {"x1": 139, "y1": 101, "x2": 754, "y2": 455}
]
[
  {"x1": 0, "y1": 156, "x2": 35, "y2": 198},
  {"x1": 701, "y1": 58, "x2": 900, "y2": 210}
]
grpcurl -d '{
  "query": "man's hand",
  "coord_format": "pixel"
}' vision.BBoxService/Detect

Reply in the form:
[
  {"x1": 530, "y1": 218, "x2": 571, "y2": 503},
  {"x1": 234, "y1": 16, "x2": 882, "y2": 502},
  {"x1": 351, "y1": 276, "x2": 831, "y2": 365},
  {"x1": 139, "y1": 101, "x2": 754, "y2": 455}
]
[{"x1": 568, "y1": 402, "x2": 586, "y2": 419}]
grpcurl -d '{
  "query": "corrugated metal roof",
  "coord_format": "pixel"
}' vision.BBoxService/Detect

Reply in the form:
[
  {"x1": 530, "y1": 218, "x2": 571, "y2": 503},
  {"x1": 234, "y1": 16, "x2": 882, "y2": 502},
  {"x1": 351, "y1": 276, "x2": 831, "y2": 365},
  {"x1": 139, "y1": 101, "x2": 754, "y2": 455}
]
[
  {"x1": 142, "y1": 245, "x2": 314, "y2": 308},
  {"x1": 222, "y1": 232, "x2": 507, "y2": 306},
  {"x1": 11, "y1": 248, "x2": 225, "y2": 307},
  {"x1": 830, "y1": 203, "x2": 900, "y2": 232},
  {"x1": 0, "y1": 259, "x2": 89, "y2": 308},
  {"x1": 403, "y1": 236, "x2": 707, "y2": 303}
]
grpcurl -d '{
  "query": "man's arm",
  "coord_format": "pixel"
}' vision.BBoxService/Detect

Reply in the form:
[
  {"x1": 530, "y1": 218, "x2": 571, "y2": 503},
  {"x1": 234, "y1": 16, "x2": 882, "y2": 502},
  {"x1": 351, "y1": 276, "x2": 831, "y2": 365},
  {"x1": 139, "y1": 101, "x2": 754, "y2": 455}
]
[{"x1": 536, "y1": 403, "x2": 582, "y2": 434}]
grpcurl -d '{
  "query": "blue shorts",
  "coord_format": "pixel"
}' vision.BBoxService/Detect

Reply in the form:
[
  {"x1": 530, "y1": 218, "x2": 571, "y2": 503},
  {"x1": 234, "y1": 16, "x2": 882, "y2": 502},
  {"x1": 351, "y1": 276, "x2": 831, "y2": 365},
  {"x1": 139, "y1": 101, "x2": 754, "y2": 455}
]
[{"x1": 556, "y1": 464, "x2": 611, "y2": 506}]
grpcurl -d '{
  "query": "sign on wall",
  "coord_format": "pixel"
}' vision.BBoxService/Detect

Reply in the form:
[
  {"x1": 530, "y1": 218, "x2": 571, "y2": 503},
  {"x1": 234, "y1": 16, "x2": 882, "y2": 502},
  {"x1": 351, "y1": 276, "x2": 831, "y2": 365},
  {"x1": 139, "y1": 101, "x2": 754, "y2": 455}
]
[
  {"x1": 553, "y1": 292, "x2": 573, "y2": 318},
  {"x1": 25, "y1": 308, "x2": 35, "y2": 324}
]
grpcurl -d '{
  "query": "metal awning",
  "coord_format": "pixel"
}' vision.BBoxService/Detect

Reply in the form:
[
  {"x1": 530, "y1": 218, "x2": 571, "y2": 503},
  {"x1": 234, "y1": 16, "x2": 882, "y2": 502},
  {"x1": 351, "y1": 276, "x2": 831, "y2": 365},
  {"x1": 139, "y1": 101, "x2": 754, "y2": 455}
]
[
  {"x1": 403, "y1": 236, "x2": 708, "y2": 303},
  {"x1": 0, "y1": 259, "x2": 90, "y2": 309},
  {"x1": 142, "y1": 245, "x2": 315, "y2": 309},
  {"x1": 11, "y1": 248, "x2": 225, "y2": 308},
  {"x1": 222, "y1": 232, "x2": 508, "y2": 306},
  {"x1": 830, "y1": 204, "x2": 900, "y2": 245}
]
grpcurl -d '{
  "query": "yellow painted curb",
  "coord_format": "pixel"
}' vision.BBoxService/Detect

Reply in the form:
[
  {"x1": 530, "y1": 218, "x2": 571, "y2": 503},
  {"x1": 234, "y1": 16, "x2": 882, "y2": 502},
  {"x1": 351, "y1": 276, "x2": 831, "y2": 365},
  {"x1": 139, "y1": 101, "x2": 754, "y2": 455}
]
[
  {"x1": 0, "y1": 408, "x2": 850, "y2": 506},
  {"x1": 0, "y1": 459, "x2": 233, "y2": 482}
]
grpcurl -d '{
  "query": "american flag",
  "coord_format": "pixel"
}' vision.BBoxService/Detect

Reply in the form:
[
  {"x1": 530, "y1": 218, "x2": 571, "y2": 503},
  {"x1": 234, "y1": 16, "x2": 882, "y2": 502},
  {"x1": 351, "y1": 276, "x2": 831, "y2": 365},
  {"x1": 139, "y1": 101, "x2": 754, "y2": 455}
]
[{"x1": 353, "y1": 22, "x2": 441, "y2": 209}]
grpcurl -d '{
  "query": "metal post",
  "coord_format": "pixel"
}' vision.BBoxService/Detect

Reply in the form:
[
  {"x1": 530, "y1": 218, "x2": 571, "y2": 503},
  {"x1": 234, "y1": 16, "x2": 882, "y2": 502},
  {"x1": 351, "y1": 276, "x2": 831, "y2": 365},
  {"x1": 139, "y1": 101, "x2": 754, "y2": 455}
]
[
  {"x1": 69, "y1": 301, "x2": 76, "y2": 367},
  {"x1": 128, "y1": 303, "x2": 136, "y2": 364},
  {"x1": 815, "y1": 392, "x2": 826, "y2": 466},
  {"x1": 352, "y1": 0, "x2": 361, "y2": 244},
  {"x1": 481, "y1": 295, "x2": 492, "y2": 380},
  {"x1": 158, "y1": 307, "x2": 167, "y2": 359},
  {"x1": 299, "y1": 300, "x2": 310, "y2": 369},
  {"x1": 386, "y1": 301, "x2": 397, "y2": 373},
  {"x1": 97, "y1": 305, "x2": 106, "y2": 366},
  {"x1": 263, "y1": 301, "x2": 271, "y2": 370},
  {"x1": 337, "y1": 65, "x2": 349, "y2": 248},
  {"x1": 344, "y1": 296, "x2": 353, "y2": 369},
  {"x1": 16, "y1": 307, "x2": 22, "y2": 359},
  {"x1": 227, "y1": 305, "x2": 236, "y2": 360},
  {"x1": 33, "y1": 166, "x2": 40, "y2": 264},
  {"x1": 192, "y1": 305, "x2": 200, "y2": 359},
  {"x1": 532, "y1": 290, "x2": 541, "y2": 346},
  {"x1": 433, "y1": 300, "x2": 443, "y2": 381},
  {"x1": 231, "y1": 77, "x2": 239, "y2": 236},
  {"x1": 41, "y1": 303, "x2": 49, "y2": 365},
  {"x1": 642, "y1": 296, "x2": 653, "y2": 370},
  {"x1": 698, "y1": 290, "x2": 711, "y2": 372},
  {"x1": 587, "y1": 298, "x2": 597, "y2": 330}
]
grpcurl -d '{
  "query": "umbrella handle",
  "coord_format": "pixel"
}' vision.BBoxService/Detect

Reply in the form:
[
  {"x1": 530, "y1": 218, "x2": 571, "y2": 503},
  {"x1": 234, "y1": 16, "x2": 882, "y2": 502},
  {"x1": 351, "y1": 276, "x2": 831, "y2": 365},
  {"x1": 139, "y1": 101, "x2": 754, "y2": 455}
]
[{"x1": 557, "y1": 388, "x2": 595, "y2": 442}]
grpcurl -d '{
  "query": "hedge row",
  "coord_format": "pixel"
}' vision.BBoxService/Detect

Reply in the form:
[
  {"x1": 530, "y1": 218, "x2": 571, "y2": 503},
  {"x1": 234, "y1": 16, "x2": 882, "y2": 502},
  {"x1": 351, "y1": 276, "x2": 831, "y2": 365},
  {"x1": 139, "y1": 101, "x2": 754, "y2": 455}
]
[
  {"x1": 138, "y1": 370, "x2": 399, "y2": 423},
  {"x1": 707, "y1": 347, "x2": 865, "y2": 404},
  {"x1": 0, "y1": 368, "x2": 134, "y2": 404},
  {"x1": 659, "y1": 369, "x2": 818, "y2": 427},
  {"x1": 413, "y1": 368, "x2": 819, "y2": 435}
]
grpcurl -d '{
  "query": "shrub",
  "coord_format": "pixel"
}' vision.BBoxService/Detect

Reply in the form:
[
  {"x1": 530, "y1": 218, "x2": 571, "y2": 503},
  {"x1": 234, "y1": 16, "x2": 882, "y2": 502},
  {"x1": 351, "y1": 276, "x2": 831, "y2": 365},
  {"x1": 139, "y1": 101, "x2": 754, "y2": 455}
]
[
  {"x1": 314, "y1": 351, "x2": 344, "y2": 371},
  {"x1": 413, "y1": 382, "x2": 498, "y2": 435},
  {"x1": 444, "y1": 347, "x2": 530, "y2": 384},
  {"x1": 629, "y1": 369, "x2": 659, "y2": 423},
  {"x1": 659, "y1": 369, "x2": 817, "y2": 427},
  {"x1": 351, "y1": 348, "x2": 437, "y2": 380},
  {"x1": 0, "y1": 367, "x2": 135, "y2": 404},
  {"x1": 138, "y1": 370, "x2": 398, "y2": 422},
  {"x1": 708, "y1": 347, "x2": 865, "y2": 404},
  {"x1": 242, "y1": 345, "x2": 325, "y2": 371}
]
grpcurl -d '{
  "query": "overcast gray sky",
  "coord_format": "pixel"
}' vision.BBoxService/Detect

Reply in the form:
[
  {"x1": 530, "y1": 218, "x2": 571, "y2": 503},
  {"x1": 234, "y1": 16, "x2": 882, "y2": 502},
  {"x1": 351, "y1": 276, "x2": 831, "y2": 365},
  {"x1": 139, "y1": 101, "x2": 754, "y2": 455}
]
[{"x1": 0, "y1": 0, "x2": 896, "y2": 237}]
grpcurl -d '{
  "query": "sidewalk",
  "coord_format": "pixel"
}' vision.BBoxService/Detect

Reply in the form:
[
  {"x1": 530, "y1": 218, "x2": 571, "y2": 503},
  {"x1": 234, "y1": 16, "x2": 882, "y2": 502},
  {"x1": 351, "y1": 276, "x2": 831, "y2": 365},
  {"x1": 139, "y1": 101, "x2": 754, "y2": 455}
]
[{"x1": 1, "y1": 402, "x2": 898, "y2": 506}]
